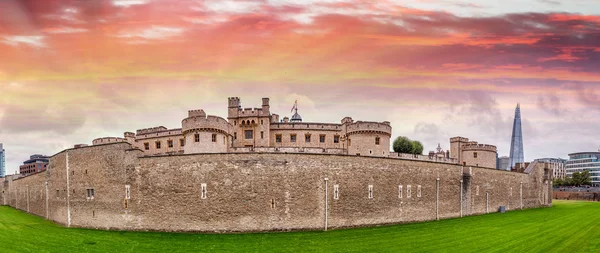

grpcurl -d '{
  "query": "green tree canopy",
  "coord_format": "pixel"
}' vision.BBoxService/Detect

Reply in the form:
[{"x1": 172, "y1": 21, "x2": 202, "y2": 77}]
[
  {"x1": 571, "y1": 171, "x2": 592, "y2": 186},
  {"x1": 393, "y1": 136, "x2": 414, "y2": 153},
  {"x1": 412, "y1": 141, "x2": 424, "y2": 155}
]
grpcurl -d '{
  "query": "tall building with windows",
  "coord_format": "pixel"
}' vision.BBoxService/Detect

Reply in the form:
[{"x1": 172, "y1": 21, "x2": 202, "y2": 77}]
[
  {"x1": 508, "y1": 104, "x2": 524, "y2": 170},
  {"x1": 566, "y1": 152, "x2": 600, "y2": 186},
  {"x1": 535, "y1": 158, "x2": 567, "y2": 179},
  {"x1": 19, "y1": 154, "x2": 49, "y2": 176},
  {"x1": 0, "y1": 143, "x2": 5, "y2": 177}
]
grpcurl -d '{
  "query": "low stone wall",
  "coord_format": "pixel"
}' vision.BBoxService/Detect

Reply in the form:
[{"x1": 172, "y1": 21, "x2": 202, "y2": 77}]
[
  {"x1": 553, "y1": 191, "x2": 600, "y2": 202},
  {"x1": 1, "y1": 143, "x2": 552, "y2": 233}
]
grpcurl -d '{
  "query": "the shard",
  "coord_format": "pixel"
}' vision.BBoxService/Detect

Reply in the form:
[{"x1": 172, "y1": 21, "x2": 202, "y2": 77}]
[{"x1": 508, "y1": 104, "x2": 524, "y2": 170}]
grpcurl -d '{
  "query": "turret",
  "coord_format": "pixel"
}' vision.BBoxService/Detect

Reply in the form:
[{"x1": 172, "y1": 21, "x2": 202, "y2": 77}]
[
  {"x1": 228, "y1": 97, "x2": 241, "y2": 118},
  {"x1": 262, "y1": 98, "x2": 270, "y2": 115}
]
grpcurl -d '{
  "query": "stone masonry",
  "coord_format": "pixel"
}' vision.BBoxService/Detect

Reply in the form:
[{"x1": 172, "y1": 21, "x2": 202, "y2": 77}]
[{"x1": 0, "y1": 143, "x2": 552, "y2": 233}]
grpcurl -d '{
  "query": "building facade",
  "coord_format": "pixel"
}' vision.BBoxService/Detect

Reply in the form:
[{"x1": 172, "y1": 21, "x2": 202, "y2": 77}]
[
  {"x1": 19, "y1": 155, "x2": 49, "y2": 176},
  {"x1": 535, "y1": 158, "x2": 566, "y2": 180},
  {"x1": 498, "y1": 156, "x2": 510, "y2": 171},
  {"x1": 508, "y1": 104, "x2": 525, "y2": 170},
  {"x1": 450, "y1": 137, "x2": 498, "y2": 169},
  {"x1": 566, "y1": 152, "x2": 600, "y2": 186},
  {"x1": 94, "y1": 97, "x2": 392, "y2": 158},
  {"x1": 0, "y1": 143, "x2": 5, "y2": 177}
]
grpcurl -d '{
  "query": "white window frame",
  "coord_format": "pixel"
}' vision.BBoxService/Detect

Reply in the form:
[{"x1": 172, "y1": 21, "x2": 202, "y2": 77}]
[
  {"x1": 333, "y1": 184, "x2": 340, "y2": 200},
  {"x1": 201, "y1": 183, "x2": 207, "y2": 199},
  {"x1": 407, "y1": 185, "x2": 412, "y2": 198},
  {"x1": 368, "y1": 185, "x2": 373, "y2": 199},
  {"x1": 398, "y1": 185, "x2": 403, "y2": 199},
  {"x1": 86, "y1": 188, "x2": 95, "y2": 200},
  {"x1": 417, "y1": 185, "x2": 422, "y2": 198},
  {"x1": 125, "y1": 185, "x2": 131, "y2": 200}
]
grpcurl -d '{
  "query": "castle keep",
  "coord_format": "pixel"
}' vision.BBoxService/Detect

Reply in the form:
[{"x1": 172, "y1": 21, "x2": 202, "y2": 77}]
[
  {"x1": 92, "y1": 97, "x2": 392, "y2": 158},
  {"x1": 0, "y1": 97, "x2": 552, "y2": 233}
]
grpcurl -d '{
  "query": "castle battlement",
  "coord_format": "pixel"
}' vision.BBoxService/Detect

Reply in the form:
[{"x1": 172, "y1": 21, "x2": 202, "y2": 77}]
[
  {"x1": 345, "y1": 121, "x2": 392, "y2": 136},
  {"x1": 92, "y1": 137, "x2": 127, "y2": 145},
  {"x1": 270, "y1": 122, "x2": 342, "y2": 131},
  {"x1": 462, "y1": 144, "x2": 497, "y2": 152},
  {"x1": 136, "y1": 126, "x2": 168, "y2": 135},
  {"x1": 450, "y1": 137, "x2": 469, "y2": 143},
  {"x1": 182, "y1": 113, "x2": 231, "y2": 135},
  {"x1": 135, "y1": 129, "x2": 182, "y2": 140}
]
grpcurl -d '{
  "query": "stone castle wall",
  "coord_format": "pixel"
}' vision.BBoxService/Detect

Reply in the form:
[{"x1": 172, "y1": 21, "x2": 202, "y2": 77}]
[{"x1": 1, "y1": 143, "x2": 551, "y2": 233}]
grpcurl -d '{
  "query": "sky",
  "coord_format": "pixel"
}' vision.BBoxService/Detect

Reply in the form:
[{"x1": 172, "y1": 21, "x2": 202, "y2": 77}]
[{"x1": 0, "y1": 0, "x2": 599, "y2": 174}]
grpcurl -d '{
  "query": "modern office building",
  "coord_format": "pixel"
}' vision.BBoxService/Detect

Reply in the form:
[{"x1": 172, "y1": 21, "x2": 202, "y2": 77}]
[
  {"x1": 536, "y1": 158, "x2": 567, "y2": 179},
  {"x1": 498, "y1": 156, "x2": 510, "y2": 171},
  {"x1": 0, "y1": 143, "x2": 5, "y2": 177},
  {"x1": 566, "y1": 152, "x2": 600, "y2": 186},
  {"x1": 508, "y1": 104, "x2": 524, "y2": 170},
  {"x1": 19, "y1": 154, "x2": 50, "y2": 176}
]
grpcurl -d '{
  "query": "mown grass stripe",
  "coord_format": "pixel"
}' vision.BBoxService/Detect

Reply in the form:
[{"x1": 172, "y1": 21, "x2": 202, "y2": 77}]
[{"x1": 0, "y1": 201, "x2": 598, "y2": 252}]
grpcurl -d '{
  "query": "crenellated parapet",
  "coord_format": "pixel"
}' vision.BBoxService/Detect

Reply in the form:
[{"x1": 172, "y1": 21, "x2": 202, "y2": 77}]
[
  {"x1": 136, "y1": 126, "x2": 168, "y2": 135},
  {"x1": 462, "y1": 143, "x2": 497, "y2": 152},
  {"x1": 270, "y1": 122, "x2": 343, "y2": 131},
  {"x1": 182, "y1": 111, "x2": 232, "y2": 136},
  {"x1": 92, "y1": 137, "x2": 127, "y2": 145},
  {"x1": 344, "y1": 121, "x2": 392, "y2": 136}
]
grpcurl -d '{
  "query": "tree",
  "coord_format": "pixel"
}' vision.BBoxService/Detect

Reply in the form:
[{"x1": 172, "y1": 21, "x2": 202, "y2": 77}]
[
  {"x1": 571, "y1": 171, "x2": 592, "y2": 186},
  {"x1": 393, "y1": 136, "x2": 414, "y2": 153},
  {"x1": 411, "y1": 141, "x2": 424, "y2": 155},
  {"x1": 552, "y1": 178, "x2": 564, "y2": 187}
]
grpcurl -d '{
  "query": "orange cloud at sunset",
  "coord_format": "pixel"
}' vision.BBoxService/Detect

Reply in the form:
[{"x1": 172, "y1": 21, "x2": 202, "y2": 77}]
[{"x1": 0, "y1": 0, "x2": 599, "y2": 173}]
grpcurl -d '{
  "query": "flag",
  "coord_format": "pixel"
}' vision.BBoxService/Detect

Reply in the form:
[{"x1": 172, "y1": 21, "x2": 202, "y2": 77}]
[{"x1": 290, "y1": 100, "x2": 297, "y2": 113}]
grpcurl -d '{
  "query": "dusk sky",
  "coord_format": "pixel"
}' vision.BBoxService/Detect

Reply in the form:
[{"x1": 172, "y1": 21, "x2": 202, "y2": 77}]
[{"x1": 1, "y1": 0, "x2": 599, "y2": 173}]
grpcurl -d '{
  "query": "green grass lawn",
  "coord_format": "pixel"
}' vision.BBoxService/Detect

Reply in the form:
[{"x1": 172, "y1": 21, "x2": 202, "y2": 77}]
[{"x1": 0, "y1": 200, "x2": 598, "y2": 253}]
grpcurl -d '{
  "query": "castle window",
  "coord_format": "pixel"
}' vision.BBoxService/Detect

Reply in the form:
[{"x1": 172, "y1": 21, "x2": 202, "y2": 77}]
[
  {"x1": 334, "y1": 135, "x2": 340, "y2": 143},
  {"x1": 144, "y1": 143, "x2": 149, "y2": 150},
  {"x1": 245, "y1": 130, "x2": 253, "y2": 139},
  {"x1": 234, "y1": 121, "x2": 237, "y2": 126},
  {"x1": 334, "y1": 184, "x2": 340, "y2": 200},
  {"x1": 201, "y1": 183, "x2": 207, "y2": 199},
  {"x1": 125, "y1": 185, "x2": 130, "y2": 200},
  {"x1": 398, "y1": 185, "x2": 403, "y2": 199},
  {"x1": 368, "y1": 185, "x2": 373, "y2": 199},
  {"x1": 474, "y1": 152, "x2": 478, "y2": 158},
  {"x1": 180, "y1": 139, "x2": 185, "y2": 147},
  {"x1": 320, "y1": 135, "x2": 326, "y2": 143},
  {"x1": 155, "y1": 141, "x2": 161, "y2": 149},
  {"x1": 195, "y1": 134, "x2": 200, "y2": 142},
  {"x1": 261, "y1": 131, "x2": 264, "y2": 139},
  {"x1": 86, "y1": 188, "x2": 95, "y2": 200},
  {"x1": 276, "y1": 134, "x2": 282, "y2": 143},
  {"x1": 417, "y1": 185, "x2": 422, "y2": 198},
  {"x1": 375, "y1": 137, "x2": 380, "y2": 145},
  {"x1": 261, "y1": 120, "x2": 264, "y2": 125},
  {"x1": 290, "y1": 134, "x2": 297, "y2": 143},
  {"x1": 56, "y1": 189, "x2": 60, "y2": 198},
  {"x1": 212, "y1": 134, "x2": 217, "y2": 142},
  {"x1": 305, "y1": 134, "x2": 311, "y2": 143},
  {"x1": 407, "y1": 185, "x2": 412, "y2": 198},
  {"x1": 168, "y1": 140, "x2": 173, "y2": 148},
  {"x1": 234, "y1": 132, "x2": 237, "y2": 140}
]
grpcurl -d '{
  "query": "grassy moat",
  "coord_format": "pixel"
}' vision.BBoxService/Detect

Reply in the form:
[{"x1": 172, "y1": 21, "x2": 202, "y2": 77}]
[{"x1": 0, "y1": 200, "x2": 598, "y2": 252}]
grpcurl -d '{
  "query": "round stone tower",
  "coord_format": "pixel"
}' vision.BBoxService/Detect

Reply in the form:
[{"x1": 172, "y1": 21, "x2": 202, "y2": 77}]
[{"x1": 182, "y1": 109, "x2": 232, "y2": 154}]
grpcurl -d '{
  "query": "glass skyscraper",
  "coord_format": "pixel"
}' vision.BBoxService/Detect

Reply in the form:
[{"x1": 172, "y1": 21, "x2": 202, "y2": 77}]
[
  {"x1": 508, "y1": 104, "x2": 524, "y2": 170},
  {"x1": 566, "y1": 152, "x2": 600, "y2": 187}
]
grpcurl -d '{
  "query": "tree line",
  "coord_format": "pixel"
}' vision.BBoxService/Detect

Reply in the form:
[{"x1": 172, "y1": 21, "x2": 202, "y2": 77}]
[{"x1": 553, "y1": 171, "x2": 592, "y2": 187}]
